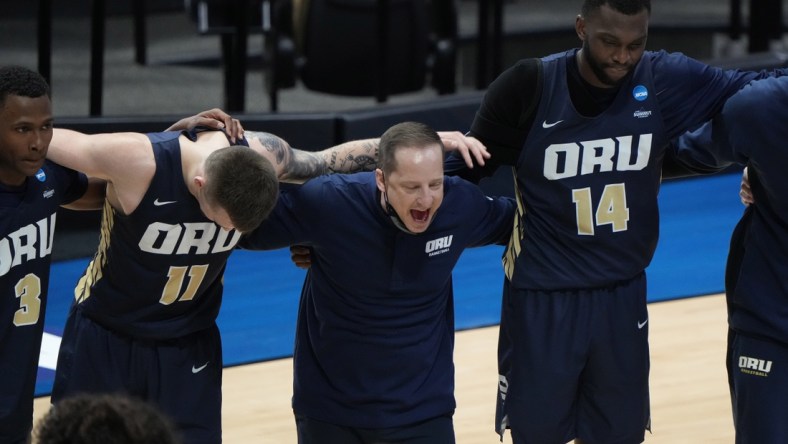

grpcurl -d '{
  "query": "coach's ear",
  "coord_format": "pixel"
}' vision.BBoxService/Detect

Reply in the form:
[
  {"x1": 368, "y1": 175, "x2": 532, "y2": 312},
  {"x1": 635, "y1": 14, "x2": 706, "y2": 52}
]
[{"x1": 375, "y1": 168, "x2": 386, "y2": 194}]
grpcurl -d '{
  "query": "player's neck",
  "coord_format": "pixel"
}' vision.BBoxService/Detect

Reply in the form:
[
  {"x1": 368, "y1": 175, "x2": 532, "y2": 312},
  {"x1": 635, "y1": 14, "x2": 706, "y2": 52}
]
[
  {"x1": 181, "y1": 140, "x2": 215, "y2": 181},
  {"x1": 0, "y1": 167, "x2": 28, "y2": 188}
]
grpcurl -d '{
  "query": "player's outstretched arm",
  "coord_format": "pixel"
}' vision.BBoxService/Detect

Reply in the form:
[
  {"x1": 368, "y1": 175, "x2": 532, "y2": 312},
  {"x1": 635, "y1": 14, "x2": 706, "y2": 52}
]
[
  {"x1": 49, "y1": 129, "x2": 150, "y2": 182},
  {"x1": 48, "y1": 129, "x2": 154, "y2": 214},
  {"x1": 244, "y1": 131, "x2": 378, "y2": 183},
  {"x1": 245, "y1": 130, "x2": 489, "y2": 183}
]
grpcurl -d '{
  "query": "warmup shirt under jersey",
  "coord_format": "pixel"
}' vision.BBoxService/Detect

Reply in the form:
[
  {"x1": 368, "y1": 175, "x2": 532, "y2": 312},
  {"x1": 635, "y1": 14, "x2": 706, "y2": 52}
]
[
  {"x1": 241, "y1": 172, "x2": 515, "y2": 428},
  {"x1": 470, "y1": 49, "x2": 782, "y2": 291},
  {"x1": 71, "y1": 131, "x2": 240, "y2": 340},
  {"x1": 0, "y1": 161, "x2": 86, "y2": 441},
  {"x1": 677, "y1": 76, "x2": 788, "y2": 345}
]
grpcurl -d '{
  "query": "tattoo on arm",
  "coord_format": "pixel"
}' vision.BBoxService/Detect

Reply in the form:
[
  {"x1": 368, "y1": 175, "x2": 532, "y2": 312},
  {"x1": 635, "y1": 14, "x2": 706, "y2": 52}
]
[
  {"x1": 245, "y1": 130, "x2": 319, "y2": 181},
  {"x1": 247, "y1": 131, "x2": 289, "y2": 165},
  {"x1": 325, "y1": 140, "x2": 378, "y2": 174},
  {"x1": 245, "y1": 131, "x2": 379, "y2": 182}
]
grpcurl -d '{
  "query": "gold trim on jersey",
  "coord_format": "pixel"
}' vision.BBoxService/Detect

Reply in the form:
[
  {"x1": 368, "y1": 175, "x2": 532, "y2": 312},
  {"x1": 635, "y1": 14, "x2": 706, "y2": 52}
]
[
  {"x1": 503, "y1": 167, "x2": 525, "y2": 280},
  {"x1": 75, "y1": 200, "x2": 114, "y2": 303}
]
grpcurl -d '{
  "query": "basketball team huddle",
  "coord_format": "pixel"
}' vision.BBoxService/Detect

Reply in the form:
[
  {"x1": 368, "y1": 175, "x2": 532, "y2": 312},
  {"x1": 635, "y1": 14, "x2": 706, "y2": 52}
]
[{"x1": 4, "y1": 1, "x2": 788, "y2": 443}]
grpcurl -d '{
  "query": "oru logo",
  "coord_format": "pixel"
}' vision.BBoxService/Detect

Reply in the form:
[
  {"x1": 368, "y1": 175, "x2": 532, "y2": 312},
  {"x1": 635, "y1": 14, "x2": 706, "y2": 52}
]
[
  {"x1": 543, "y1": 134, "x2": 652, "y2": 180},
  {"x1": 425, "y1": 235, "x2": 453, "y2": 257},
  {"x1": 138, "y1": 222, "x2": 241, "y2": 255},
  {"x1": 0, "y1": 213, "x2": 56, "y2": 277},
  {"x1": 738, "y1": 356, "x2": 773, "y2": 377}
]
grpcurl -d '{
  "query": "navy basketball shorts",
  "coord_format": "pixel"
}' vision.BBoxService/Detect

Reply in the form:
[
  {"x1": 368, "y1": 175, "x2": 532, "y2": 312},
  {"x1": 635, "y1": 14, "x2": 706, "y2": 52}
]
[
  {"x1": 51, "y1": 308, "x2": 223, "y2": 444},
  {"x1": 295, "y1": 414, "x2": 455, "y2": 444},
  {"x1": 728, "y1": 331, "x2": 788, "y2": 444},
  {"x1": 496, "y1": 273, "x2": 650, "y2": 444}
]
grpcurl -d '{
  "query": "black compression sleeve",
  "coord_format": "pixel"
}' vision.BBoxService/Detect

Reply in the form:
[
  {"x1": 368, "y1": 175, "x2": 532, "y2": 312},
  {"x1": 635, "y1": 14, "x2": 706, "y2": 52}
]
[{"x1": 469, "y1": 58, "x2": 541, "y2": 168}]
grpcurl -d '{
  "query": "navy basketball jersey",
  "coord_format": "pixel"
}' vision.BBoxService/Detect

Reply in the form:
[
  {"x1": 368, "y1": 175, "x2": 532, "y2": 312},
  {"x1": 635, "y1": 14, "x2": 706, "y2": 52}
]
[
  {"x1": 706, "y1": 77, "x2": 788, "y2": 344},
  {"x1": 0, "y1": 161, "x2": 86, "y2": 440},
  {"x1": 74, "y1": 132, "x2": 240, "y2": 340},
  {"x1": 503, "y1": 50, "x2": 667, "y2": 290}
]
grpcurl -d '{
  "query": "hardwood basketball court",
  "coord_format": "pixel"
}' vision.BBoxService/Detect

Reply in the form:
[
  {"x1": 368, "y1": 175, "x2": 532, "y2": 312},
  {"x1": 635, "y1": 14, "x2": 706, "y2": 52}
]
[{"x1": 33, "y1": 294, "x2": 733, "y2": 443}]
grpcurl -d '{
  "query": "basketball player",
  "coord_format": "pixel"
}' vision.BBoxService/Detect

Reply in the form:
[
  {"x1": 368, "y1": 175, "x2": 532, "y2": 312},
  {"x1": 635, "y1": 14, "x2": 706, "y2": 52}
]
[
  {"x1": 0, "y1": 67, "x2": 243, "y2": 444},
  {"x1": 675, "y1": 76, "x2": 788, "y2": 444},
  {"x1": 241, "y1": 122, "x2": 515, "y2": 443},
  {"x1": 459, "y1": 1, "x2": 788, "y2": 442},
  {"x1": 44, "y1": 118, "x2": 489, "y2": 443},
  {"x1": 0, "y1": 65, "x2": 107, "y2": 444}
]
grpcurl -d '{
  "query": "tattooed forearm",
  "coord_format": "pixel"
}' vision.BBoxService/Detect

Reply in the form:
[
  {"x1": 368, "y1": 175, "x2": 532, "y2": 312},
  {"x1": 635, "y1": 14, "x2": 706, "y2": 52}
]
[
  {"x1": 245, "y1": 130, "x2": 316, "y2": 181},
  {"x1": 325, "y1": 140, "x2": 379, "y2": 174},
  {"x1": 280, "y1": 149, "x2": 329, "y2": 182},
  {"x1": 245, "y1": 131, "x2": 289, "y2": 166},
  {"x1": 245, "y1": 131, "x2": 380, "y2": 183}
]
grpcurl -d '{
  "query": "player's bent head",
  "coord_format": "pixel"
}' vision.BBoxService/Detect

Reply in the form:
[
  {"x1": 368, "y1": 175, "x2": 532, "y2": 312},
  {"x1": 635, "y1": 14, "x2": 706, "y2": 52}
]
[
  {"x1": 204, "y1": 146, "x2": 279, "y2": 233},
  {"x1": 378, "y1": 121, "x2": 444, "y2": 175},
  {"x1": 0, "y1": 65, "x2": 51, "y2": 106}
]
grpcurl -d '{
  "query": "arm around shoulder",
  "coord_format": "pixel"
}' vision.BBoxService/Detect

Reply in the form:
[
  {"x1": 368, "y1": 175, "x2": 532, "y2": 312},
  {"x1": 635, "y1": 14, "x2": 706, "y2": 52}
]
[
  {"x1": 245, "y1": 130, "x2": 379, "y2": 183},
  {"x1": 49, "y1": 129, "x2": 153, "y2": 184}
]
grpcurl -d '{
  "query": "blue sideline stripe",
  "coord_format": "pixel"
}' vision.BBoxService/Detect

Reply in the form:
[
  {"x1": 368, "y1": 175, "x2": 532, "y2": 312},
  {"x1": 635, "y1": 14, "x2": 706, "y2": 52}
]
[
  {"x1": 648, "y1": 172, "x2": 743, "y2": 301},
  {"x1": 35, "y1": 172, "x2": 744, "y2": 396}
]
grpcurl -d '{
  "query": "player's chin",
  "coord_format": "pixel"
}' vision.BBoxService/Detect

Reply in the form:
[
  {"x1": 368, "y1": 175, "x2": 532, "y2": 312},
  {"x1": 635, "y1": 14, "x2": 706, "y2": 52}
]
[
  {"x1": 22, "y1": 159, "x2": 45, "y2": 175},
  {"x1": 606, "y1": 67, "x2": 631, "y2": 83},
  {"x1": 407, "y1": 216, "x2": 434, "y2": 233}
]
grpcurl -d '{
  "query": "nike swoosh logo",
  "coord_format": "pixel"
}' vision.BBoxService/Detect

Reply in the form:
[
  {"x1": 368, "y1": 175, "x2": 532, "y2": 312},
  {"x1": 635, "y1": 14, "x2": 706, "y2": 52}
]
[
  {"x1": 542, "y1": 120, "x2": 563, "y2": 129},
  {"x1": 637, "y1": 319, "x2": 648, "y2": 329},
  {"x1": 153, "y1": 198, "x2": 177, "y2": 206},
  {"x1": 192, "y1": 362, "x2": 209, "y2": 374}
]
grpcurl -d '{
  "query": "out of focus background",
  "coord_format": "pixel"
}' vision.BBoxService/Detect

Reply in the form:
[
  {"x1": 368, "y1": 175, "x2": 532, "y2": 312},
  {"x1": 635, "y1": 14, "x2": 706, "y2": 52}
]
[{"x1": 3, "y1": 0, "x2": 786, "y2": 118}]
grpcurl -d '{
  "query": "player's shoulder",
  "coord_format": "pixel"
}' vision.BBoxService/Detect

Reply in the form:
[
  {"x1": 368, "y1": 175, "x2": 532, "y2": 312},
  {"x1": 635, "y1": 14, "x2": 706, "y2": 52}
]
[
  {"x1": 493, "y1": 57, "x2": 541, "y2": 86},
  {"x1": 42, "y1": 158, "x2": 72, "y2": 174},
  {"x1": 645, "y1": 49, "x2": 686, "y2": 62},
  {"x1": 294, "y1": 170, "x2": 375, "y2": 199},
  {"x1": 645, "y1": 49, "x2": 707, "y2": 75},
  {"x1": 147, "y1": 130, "x2": 182, "y2": 144},
  {"x1": 39, "y1": 159, "x2": 81, "y2": 184},
  {"x1": 724, "y1": 77, "x2": 787, "y2": 122},
  {"x1": 443, "y1": 175, "x2": 488, "y2": 202},
  {"x1": 738, "y1": 76, "x2": 788, "y2": 99}
]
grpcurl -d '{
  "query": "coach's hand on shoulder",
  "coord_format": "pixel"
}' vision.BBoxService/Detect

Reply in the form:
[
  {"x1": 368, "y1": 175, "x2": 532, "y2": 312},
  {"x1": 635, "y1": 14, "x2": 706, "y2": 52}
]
[
  {"x1": 438, "y1": 131, "x2": 490, "y2": 169},
  {"x1": 166, "y1": 108, "x2": 245, "y2": 144}
]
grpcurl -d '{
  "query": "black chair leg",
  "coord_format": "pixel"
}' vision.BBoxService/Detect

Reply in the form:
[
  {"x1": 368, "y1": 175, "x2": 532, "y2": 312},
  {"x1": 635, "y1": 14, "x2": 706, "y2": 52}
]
[
  {"x1": 90, "y1": 0, "x2": 106, "y2": 116},
  {"x1": 37, "y1": 0, "x2": 52, "y2": 85},
  {"x1": 133, "y1": 0, "x2": 147, "y2": 65}
]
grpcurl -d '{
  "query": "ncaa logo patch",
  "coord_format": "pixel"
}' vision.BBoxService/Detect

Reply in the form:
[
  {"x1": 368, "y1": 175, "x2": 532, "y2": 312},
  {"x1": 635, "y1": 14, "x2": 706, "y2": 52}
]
[
  {"x1": 35, "y1": 169, "x2": 47, "y2": 182},
  {"x1": 632, "y1": 85, "x2": 648, "y2": 102}
]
